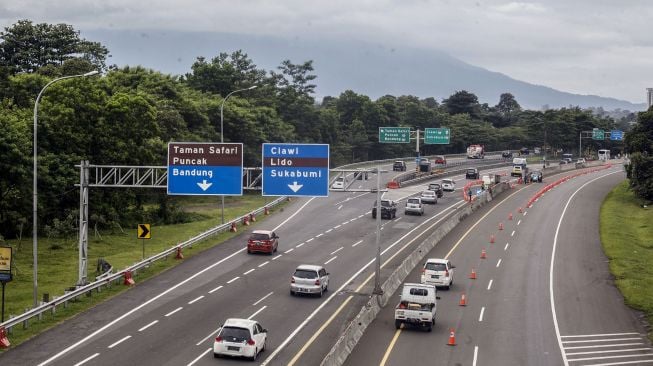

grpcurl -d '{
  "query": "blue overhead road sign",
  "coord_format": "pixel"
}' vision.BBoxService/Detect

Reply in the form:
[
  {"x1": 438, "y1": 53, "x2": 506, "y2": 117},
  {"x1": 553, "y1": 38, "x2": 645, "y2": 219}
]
[
  {"x1": 610, "y1": 130, "x2": 624, "y2": 141},
  {"x1": 262, "y1": 143, "x2": 329, "y2": 197},
  {"x1": 167, "y1": 142, "x2": 243, "y2": 195}
]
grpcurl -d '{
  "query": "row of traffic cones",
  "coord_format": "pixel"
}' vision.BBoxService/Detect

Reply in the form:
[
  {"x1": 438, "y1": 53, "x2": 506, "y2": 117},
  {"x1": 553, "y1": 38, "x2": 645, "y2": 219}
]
[{"x1": 229, "y1": 209, "x2": 271, "y2": 233}]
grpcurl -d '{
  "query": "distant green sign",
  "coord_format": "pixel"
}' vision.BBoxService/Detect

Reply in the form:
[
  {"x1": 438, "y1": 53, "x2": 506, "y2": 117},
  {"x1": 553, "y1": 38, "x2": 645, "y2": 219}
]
[
  {"x1": 592, "y1": 128, "x2": 605, "y2": 140},
  {"x1": 379, "y1": 127, "x2": 411, "y2": 143},
  {"x1": 424, "y1": 128, "x2": 450, "y2": 144}
]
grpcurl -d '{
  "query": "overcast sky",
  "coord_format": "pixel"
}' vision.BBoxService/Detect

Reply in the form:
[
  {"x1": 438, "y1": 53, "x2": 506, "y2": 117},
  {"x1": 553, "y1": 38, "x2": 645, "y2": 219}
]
[{"x1": 2, "y1": 0, "x2": 652, "y2": 103}]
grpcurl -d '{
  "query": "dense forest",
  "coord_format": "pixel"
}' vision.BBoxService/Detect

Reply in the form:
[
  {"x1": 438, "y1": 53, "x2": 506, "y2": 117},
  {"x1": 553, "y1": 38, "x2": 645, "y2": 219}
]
[{"x1": 0, "y1": 20, "x2": 642, "y2": 239}]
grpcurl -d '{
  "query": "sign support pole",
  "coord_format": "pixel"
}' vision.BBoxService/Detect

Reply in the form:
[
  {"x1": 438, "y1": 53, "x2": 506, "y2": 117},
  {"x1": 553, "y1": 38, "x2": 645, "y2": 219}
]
[
  {"x1": 1, "y1": 282, "x2": 5, "y2": 322},
  {"x1": 373, "y1": 165, "x2": 383, "y2": 295}
]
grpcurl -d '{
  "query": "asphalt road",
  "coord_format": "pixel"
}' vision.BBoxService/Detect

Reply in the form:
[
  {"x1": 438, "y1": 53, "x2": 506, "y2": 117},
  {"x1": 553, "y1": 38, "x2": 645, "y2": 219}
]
[{"x1": 345, "y1": 164, "x2": 653, "y2": 366}]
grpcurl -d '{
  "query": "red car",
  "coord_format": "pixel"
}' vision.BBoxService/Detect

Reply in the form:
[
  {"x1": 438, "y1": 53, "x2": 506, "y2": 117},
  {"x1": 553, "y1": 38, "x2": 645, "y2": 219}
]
[
  {"x1": 247, "y1": 230, "x2": 279, "y2": 254},
  {"x1": 434, "y1": 155, "x2": 447, "y2": 165}
]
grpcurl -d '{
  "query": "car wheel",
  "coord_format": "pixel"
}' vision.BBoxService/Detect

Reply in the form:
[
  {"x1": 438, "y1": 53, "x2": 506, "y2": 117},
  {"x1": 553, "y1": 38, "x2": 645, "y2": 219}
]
[
  {"x1": 395, "y1": 320, "x2": 402, "y2": 329},
  {"x1": 262, "y1": 339, "x2": 266, "y2": 352},
  {"x1": 214, "y1": 353, "x2": 220, "y2": 358},
  {"x1": 426, "y1": 324, "x2": 432, "y2": 332},
  {"x1": 372, "y1": 214, "x2": 376, "y2": 219},
  {"x1": 274, "y1": 244, "x2": 278, "y2": 253},
  {"x1": 251, "y1": 348, "x2": 258, "y2": 361},
  {"x1": 324, "y1": 283, "x2": 328, "y2": 292},
  {"x1": 290, "y1": 289, "x2": 294, "y2": 296},
  {"x1": 247, "y1": 249, "x2": 252, "y2": 254}
]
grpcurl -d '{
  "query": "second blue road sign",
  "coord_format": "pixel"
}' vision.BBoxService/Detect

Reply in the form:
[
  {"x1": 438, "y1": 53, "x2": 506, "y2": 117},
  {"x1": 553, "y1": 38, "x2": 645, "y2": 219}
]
[{"x1": 262, "y1": 143, "x2": 330, "y2": 197}]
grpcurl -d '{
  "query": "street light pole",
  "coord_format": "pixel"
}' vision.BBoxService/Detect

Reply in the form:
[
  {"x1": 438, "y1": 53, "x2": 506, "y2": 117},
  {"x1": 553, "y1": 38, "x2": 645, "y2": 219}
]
[
  {"x1": 219, "y1": 85, "x2": 257, "y2": 224},
  {"x1": 373, "y1": 165, "x2": 384, "y2": 295},
  {"x1": 32, "y1": 70, "x2": 99, "y2": 307}
]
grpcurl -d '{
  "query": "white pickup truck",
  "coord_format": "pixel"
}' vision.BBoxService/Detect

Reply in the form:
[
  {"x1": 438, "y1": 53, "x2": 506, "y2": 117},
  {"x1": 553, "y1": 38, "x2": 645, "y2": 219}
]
[{"x1": 394, "y1": 283, "x2": 439, "y2": 331}]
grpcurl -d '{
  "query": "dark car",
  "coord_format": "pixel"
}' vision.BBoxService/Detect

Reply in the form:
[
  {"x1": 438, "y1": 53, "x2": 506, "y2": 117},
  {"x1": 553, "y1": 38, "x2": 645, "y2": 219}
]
[
  {"x1": 247, "y1": 230, "x2": 279, "y2": 254},
  {"x1": 372, "y1": 199, "x2": 397, "y2": 219},
  {"x1": 356, "y1": 170, "x2": 368, "y2": 180},
  {"x1": 502, "y1": 151, "x2": 513, "y2": 159},
  {"x1": 465, "y1": 168, "x2": 479, "y2": 179},
  {"x1": 393, "y1": 161, "x2": 407, "y2": 172},
  {"x1": 428, "y1": 183, "x2": 444, "y2": 198},
  {"x1": 530, "y1": 170, "x2": 543, "y2": 183}
]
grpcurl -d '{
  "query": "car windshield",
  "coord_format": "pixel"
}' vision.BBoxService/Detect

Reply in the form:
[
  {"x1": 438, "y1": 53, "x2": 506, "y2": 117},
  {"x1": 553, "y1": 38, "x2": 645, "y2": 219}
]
[
  {"x1": 442, "y1": 180, "x2": 453, "y2": 184},
  {"x1": 250, "y1": 233, "x2": 270, "y2": 241},
  {"x1": 407, "y1": 198, "x2": 420, "y2": 204},
  {"x1": 425, "y1": 262, "x2": 447, "y2": 271},
  {"x1": 294, "y1": 269, "x2": 318, "y2": 279},
  {"x1": 380, "y1": 201, "x2": 392, "y2": 207},
  {"x1": 467, "y1": 169, "x2": 476, "y2": 173},
  {"x1": 429, "y1": 184, "x2": 440, "y2": 189},
  {"x1": 220, "y1": 327, "x2": 251, "y2": 342},
  {"x1": 422, "y1": 191, "x2": 434, "y2": 196}
]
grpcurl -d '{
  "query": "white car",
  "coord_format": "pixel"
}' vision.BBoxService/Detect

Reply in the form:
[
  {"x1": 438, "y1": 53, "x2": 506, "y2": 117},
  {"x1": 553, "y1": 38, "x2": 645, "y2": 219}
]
[
  {"x1": 441, "y1": 179, "x2": 455, "y2": 192},
  {"x1": 331, "y1": 177, "x2": 345, "y2": 190},
  {"x1": 420, "y1": 190, "x2": 437, "y2": 204},
  {"x1": 290, "y1": 264, "x2": 329, "y2": 297},
  {"x1": 404, "y1": 197, "x2": 424, "y2": 216},
  {"x1": 420, "y1": 258, "x2": 455, "y2": 289},
  {"x1": 214, "y1": 318, "x2": 267, "y2": 361}
]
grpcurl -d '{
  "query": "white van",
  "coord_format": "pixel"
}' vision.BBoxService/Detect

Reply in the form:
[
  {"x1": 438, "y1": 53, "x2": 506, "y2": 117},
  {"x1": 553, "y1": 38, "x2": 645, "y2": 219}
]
[{"x1": 512, "y1": 157, "x2": 527, "y2": 166}]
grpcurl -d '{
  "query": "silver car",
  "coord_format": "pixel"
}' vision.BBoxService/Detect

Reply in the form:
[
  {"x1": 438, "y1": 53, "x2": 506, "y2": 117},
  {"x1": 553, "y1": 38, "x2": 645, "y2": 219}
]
[
  {"x1": 420, "y1": 190, "x2": 437, "y2": 204},
  {"x1": 404, "y1": 197, "x2": 424, "y2": 216},
  {"x1": 290, "y1": 264, "x2": 329, "y2": 297}
]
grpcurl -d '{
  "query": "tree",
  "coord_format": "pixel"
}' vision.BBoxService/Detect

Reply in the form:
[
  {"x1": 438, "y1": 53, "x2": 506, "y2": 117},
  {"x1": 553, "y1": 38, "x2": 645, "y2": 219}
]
[
  {"x1": 0, "y1": 20, "x2": 109, "y2": 74},
  {"x1": 442, "y1": 90, "x2": 481, "y2": 119},
  {"x1": 624, "y1": 108, "x2": 653, "y2": 201},
  {"x1": 184, "y1": 51, "x2": 265, "y2": 96}
]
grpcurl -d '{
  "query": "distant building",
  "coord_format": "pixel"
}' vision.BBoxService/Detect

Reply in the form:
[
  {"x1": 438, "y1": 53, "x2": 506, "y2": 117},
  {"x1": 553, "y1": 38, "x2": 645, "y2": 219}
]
[{"x1": 648, "y1": 88, "x2": 653, "y2": 109}]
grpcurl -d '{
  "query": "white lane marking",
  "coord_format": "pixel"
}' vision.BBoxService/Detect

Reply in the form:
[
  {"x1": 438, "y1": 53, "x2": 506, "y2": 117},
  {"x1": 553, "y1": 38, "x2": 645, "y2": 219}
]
[
  {"x1": 550, "y1": 170, "x2": 622, "y2": 366},
  {"x1": 496, "y1": 259, "x2": 502, "y2": 268},
  {"x1": 316, "y1": 233, "x2": 324, "y2": 238},
  {"x1": 334, "y1": 225, "x2": 342, "y2": 229},
  {"x1": 394, "y1": 217, "x2": 402, "y2": 222},
  {"x1": 324, "y1": 256, "x2": 337, "y2": 265},
  {"x1": 272, "y1": 254, "x2": 282, "y2": 260},
  {"x1": 253, "y1": 292, "x2": 274, "y2": 306},
  {"x1": 272, "y1": 197, "x2": 316, "y2": 232},
  {"x1": 562, "y1": 332, "x2": 641, "y2": 338},
  {"x1": 330, "y1": 247, "x2": 344, "y2": 255},
  {"x1": 38, "y1": 245, "x2": 248, "y2": 365},
  {"x1": 258, "y1": 261, "x2": 269, "y2": 268},
  {"x1": 479, "y1": 307, "x2": 485, "y2": 322},
  {"x1": 188, "y1": 295, "x2": 205, "y2": 304},
  {"x1": 187, "y1": 348, "x2": 211, "y2": 366},
  {"x1": 583, "y1": 360, "x2": 653, "y2": 366},
  {"x1": 108, "y1": 335, "x2": 131, "y2": 349},
  {"x1": 511, "y1": 230, "x2": 515, "y2": 237},
  {"x1": 325, "y1": 229, "x2": 333, "y2": 233},
  {"x1": 306, "y1": 238, "x2": 314, "y2": 242},
  {"x1": 473, "y1": 345, "x2": 479, "y2": 366},
  {"x1": 358, "y1": 214, "x2": 364, "y2": 218},
  {"x1": 334, "y1": 192, "x2": 369, "y2": 206},
  {"x1": 566, "y1": 348, "x2": 652, "y2": 356},
  {"x1": 504, "y1": 243, "x2": 510, "y2": 251},
  {"x1": 338, "y1": 205, "x2": 343, "y2": 210},
  {"x1": 565, "y1": 354, "x2": 653, "y2": 362},
  {"x1": 227, "y1": 276, "x2": 240, "y2": 284},
  {"x1": 524, "y1": 211, "x2": 528, "y2": 216},
  {"x1": 248, "y1": 305, "x2": 267, "y2": 320},
  {"x1": 296, "y1": 243, "x2": 305, "y2": 248},
  {"x1": 563, "y1": 338, "x2": 642, "y2": 344},
  {"x1": 517, "y1": 219, "x2": 522, "y2": 225},
  {"x1": 487, "y1": 279, "x2": 493, "y2": 290},
  {"x1": 74, "y1": 353, "x2": 99, "y2": 366},
  {"x1": 351, "y1": 217, "x2": 358, "y2": 221},
  {"x1": 196, "y1": 326, "x2": 222, "y2": 345},
  {"x1": 261, "y1": 202, "x2": 460, "y2": 366},
  {"x1": 285, "y1": 248, "x2": 295, "y2": 254},
  {"x1": 243, "y1": 268, "x2": 255, "y2": 275},
  {"x1": 209, "y1": 285, "x2": 223, "y2": 294},
  {"x1": 341, "y1": 221, "x2": 349, "y2": 225},
  {"x1": 564, "y1": 342, "x2": 644, "y2": 350},
  {"x1": 352, "y1": 240, "x2": 363, "y2": 247},
  {"x1": 138, "y1": 320, "x2": 158, "y2": 332},
  {"x1": 165, "y1": 307, "x2": 183, "y2": 317}
]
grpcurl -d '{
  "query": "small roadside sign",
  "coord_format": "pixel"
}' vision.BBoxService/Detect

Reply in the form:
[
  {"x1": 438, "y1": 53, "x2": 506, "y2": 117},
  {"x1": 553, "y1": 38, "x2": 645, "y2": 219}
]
[
  {"x1": 137, "y1": 224, "x2": 151, "y2": 239},
  {"x1": 0, "y1": 247, "x2": 11, "y2": 282}
]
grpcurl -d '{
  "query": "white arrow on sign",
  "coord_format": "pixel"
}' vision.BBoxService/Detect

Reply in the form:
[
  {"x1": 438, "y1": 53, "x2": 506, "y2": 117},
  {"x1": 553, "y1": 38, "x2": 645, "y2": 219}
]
[
  {"x1": 288, "y1": 181, "x2": 303, "y2": 193},
  {"x1": 197, "y1": 180, "x2": 213, "y2": 191}
]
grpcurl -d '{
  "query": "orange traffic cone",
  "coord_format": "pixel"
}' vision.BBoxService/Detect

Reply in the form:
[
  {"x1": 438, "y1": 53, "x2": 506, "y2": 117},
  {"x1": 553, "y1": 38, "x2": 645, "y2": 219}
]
[
  {"x1": 250, "y1": 213, "x2": 256, "y2": 222},
  {"x1": 447, "y1": 329, "x2": 456, "y2": 346},
  {"x1": 469, "y1": 268, "x2": 477, "y2": 279},
  {"x1": 459, "y1": 293, "x2": 467, "y2": 306},
  {"x1": 175, "y1": 247, "x2": 184, "y2": 260},
  {"x1": 508, "y1": 213, "x2": 513, "y2": 220},
  {"x1": 230, "y1": 222, "x2": 237, "y2": 232},
  {"x1": 518, "y1": 207, "x2": 523, "y2": 213},
  {"x1": 499, "y1": 222, "x2": 504, "y2": 230},
  {"x1": 490, "y1": 234, "x2": 495, "y2": 244},
  {"x1": 481, "y1": 248, "x2": 487, "y2": 259},
  {"x1": 264, "y1": 207, "x2": 269, "y2": 215}
]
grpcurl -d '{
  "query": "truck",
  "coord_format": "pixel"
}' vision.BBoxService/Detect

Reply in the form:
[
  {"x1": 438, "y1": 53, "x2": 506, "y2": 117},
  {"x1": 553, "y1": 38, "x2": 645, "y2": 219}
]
[
  {"x1": 418, "y1": 158, "x2": 432, "y2": 173},
  {"x1": 466, "y1": 144, "x2": 485, "y2": 159},
  {"x1": 394, "y1": 283, "x2": 439, "y2": 331}
]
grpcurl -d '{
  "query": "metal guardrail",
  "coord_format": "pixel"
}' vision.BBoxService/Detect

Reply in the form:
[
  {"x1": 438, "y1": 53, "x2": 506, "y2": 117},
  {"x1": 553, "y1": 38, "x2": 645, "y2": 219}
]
[
  {"x1": 390, "y1": 157, "x2": 511, "y2": 186},
  {"x1": 336, "y1": 150, "x2": 507, "y2": 170},
  {"x1": 0, "y1": 196, "x2": 287, "y2": 331}
]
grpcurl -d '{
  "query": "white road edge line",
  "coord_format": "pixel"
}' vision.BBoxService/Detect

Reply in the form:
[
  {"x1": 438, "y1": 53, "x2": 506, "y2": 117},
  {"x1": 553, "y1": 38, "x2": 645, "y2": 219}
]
[
  {"x1": 338, "y1": 205, "x2": 343, "y2": 210},
  {"x1": 138, "y1": 320, "x2": 158, "y2": 332},
  {"x1": 334, "y1": 225, "x2": 342, "y2": 229},
  {"x1": 473, "y1": 345, "x2": 479, "y2": 366},
  {"x1": 479, "y1": 307, "x2": 485, "y2": 322},
  {"x1": 186, "y1": 348, "x2": 211, "y2": 366},
  {"x1": 324, "y1": 256, "x2": 337, "y2": 265},
  {"x1": 165, "y1": 307, "x2": 183, "y2": 317},
  {"x1": 306, "y1": 238, "x2": 314, "y2": 243},
  {"x1": 74, "y1": 353, "x2": 99, "y2": 366},
  {"x1": 188, "y1": 295, "x2": 204, "y2": 304},
  {"x1": 487, "y1": 279, "x2": 493, "y2": 290},
  {"x1": 209, "y1": 285, "x2": 223, "y2": 294},
  {"x1": 248, "y1": 305, "x2": 267, "y2": 320},
  {"x1": 272, "y1": 254, "x2": 282, "y2": 260},
  {"x1": 325, "y1": 229, "x2": 333, "y2": 233},
  {"x1": 352, "y1": 240, "x2": 363, "y2": 247},
  {"x1": 108, "y1": 335, "x2": 131, "y2": 349},
  {"x1": 296, "y1": 243, "x2": 305, "y2": 248},
  {"x1": 273, "y1": 197, "x2": 316, "y2": 232},
  {"x1": 285, "y1": 248, "x2": 295, "y2": 254},
  {"x1": 253, "y1": 292, "x2": 274, "y2": 306},
  {"x1": 550, "y1": 169, "x2": 622, "y2": 366},
  {"x1": 227, "y1": 276, "x2": 240, "y2": 284},
  {"x1": 316, "y1": 233, "x2": 324, "y2": 238},
  {"x1": 561, "y1": 332, "x2": 641, "y2": 338}
]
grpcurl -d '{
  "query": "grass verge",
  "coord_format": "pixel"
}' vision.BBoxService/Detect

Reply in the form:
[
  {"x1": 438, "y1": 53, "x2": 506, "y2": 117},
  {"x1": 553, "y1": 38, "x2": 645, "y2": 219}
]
[
  {"x1": 600, "y1": 181, "x2": 653, "y2": 341},
  {"x1": 1, "y1": 193, "x2": 286, "y2": 348}
]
